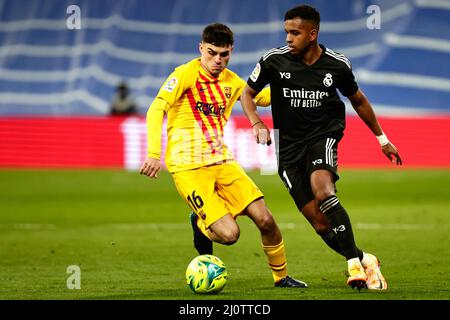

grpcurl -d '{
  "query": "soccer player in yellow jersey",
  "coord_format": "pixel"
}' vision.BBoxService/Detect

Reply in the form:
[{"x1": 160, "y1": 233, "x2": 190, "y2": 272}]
[{"x1": 140, "y1": 23, "x2": 307, "y2": 288}]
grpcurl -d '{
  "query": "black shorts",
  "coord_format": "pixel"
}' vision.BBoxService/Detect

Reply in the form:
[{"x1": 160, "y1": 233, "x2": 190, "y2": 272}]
[{"x1": 278, "y1": 137, "x2": 340, "y2": 210}]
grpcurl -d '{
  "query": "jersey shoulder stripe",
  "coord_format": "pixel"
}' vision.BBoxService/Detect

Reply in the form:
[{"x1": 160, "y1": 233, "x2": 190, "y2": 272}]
[
  {"x1": 325, "y1": 47, "x2": 348, "y2": 61},
  {"x1": 324, "y1": 47, "x2": 351, "y2": 69},
  {"x1": 262, "y1": 47, "x2": 282, "y2": 58},
  {"x1": 263, "y1": 46, "x2": 290, "y2": 61}
]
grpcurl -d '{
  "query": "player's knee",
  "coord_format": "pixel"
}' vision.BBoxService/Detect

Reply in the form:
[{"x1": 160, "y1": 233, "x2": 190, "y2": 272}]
[
  {"x1": 314, "y1": 190, "x2": 335, "y2": 203},
  {"x1": 220, "y1": 227, "x2": 240, "y2": 245},
  {"x1": 221, "y1": 232, "x2": 239, "y2": 245},
  {"x1": 258, "y1": 213, "x2": 276, "y2": 233}
]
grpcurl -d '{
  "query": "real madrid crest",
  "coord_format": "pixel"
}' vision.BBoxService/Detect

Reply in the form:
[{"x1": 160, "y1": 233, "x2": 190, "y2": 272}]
[{"x1": 323, "y1": 73, "x2": 333, "y2": 87}]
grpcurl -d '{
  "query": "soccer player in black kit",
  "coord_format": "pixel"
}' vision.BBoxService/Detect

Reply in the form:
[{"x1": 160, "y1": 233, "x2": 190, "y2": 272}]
[{"x1": 240, "y1": 4, "x2": 402, "y2": 290}]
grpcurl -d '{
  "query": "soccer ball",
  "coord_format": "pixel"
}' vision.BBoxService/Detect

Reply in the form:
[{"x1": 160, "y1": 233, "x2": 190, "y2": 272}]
[{"x1": 185, "y1": 254, "x2": 228, "y2": 294}]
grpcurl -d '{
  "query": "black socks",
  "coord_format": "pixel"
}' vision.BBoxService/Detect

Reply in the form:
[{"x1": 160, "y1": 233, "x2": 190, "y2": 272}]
[
  {"x1": 319, "y1": 195, "x2": 359, "y2": 260},
  {"x1": 320, "y1": 230, "x2": 364, "y2": 261}
]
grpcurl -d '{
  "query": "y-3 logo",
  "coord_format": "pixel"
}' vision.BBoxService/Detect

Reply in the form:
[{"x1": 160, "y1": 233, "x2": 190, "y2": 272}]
[
  {"x1": 280, "y1": 72, "x2": 291, "y2": 79},
  {"x1": 333, "y1": 225, "x2": 346, "y2": 233}
]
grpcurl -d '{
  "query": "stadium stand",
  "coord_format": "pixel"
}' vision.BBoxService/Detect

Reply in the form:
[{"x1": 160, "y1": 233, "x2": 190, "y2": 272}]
[
  {"x1": 1, "y1": 0, "x2": 449, "y2": 170},
  {"x1": 0, "y1": 0, "x2": 449, "y2": 116}
]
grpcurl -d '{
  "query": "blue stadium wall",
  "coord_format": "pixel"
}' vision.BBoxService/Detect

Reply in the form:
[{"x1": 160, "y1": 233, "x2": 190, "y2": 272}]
[{"x1": 0, "y1": 0, "x2": 449, "y2": 116}]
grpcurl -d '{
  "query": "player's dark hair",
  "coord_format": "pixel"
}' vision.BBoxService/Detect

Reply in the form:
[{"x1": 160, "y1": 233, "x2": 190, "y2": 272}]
[
  {"x1": 202, "y1": 23, "x2": 234, "y2": 47},
  {"x1": 284, "y1": 4, "x2": 320, "y2": 30}
]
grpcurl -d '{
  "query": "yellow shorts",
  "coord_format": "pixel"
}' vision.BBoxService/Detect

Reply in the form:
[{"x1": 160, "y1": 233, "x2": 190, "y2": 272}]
[{"x1": 172, "y1": 161, "x2": 263, "y2": 228}]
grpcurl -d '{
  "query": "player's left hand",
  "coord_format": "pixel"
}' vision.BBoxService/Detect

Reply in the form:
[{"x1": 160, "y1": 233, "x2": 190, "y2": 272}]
[{"x1": 382, "y1": 142, "x2": 402, "y2": 165}]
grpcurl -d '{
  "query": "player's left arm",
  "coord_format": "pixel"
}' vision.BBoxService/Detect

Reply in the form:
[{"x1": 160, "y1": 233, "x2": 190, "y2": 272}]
[{"x1": 347, "y1": 89, "x2": 402, "y2": 165}]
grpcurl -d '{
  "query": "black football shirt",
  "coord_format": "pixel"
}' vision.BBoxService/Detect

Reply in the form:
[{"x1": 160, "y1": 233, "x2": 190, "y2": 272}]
[{"x1": 247, "y1": 44, "x2": 358, "y2": 166}]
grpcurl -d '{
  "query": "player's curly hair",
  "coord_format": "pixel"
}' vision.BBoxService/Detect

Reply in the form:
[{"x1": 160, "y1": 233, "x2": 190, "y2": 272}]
[
  {"x1": 284, "y1": 4, "x2": 320, "y2": 30},
  {"x1": 202, "y1": 23, "x2": 234, "y2": 47}
]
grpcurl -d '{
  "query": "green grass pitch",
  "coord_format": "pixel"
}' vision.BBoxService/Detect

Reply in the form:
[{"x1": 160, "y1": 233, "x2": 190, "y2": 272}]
[{"x1": 0, "y1": 168, "x2": 449, "y2": 300}]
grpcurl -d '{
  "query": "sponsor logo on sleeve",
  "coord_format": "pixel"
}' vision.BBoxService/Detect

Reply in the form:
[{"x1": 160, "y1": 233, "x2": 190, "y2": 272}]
[
  {"x1": 250, "y1": 63, "x2": 261, "y2": 82},
  {"x1": 163, "y1": 77, "x2": 178, "y2": 92}
]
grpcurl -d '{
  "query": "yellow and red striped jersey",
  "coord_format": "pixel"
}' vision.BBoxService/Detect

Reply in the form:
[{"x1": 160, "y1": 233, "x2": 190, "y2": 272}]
[{"x1": 147, "y1": 58, "x2": 270, "y2": 173}]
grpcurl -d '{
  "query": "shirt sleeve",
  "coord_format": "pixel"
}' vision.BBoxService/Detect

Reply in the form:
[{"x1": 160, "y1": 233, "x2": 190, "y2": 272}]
[
  {"x1": 147, "y1": 64, "x2": 196, "y2": 159},
  {"x1": 156, "y1": 64, "x2": 192, "y2": 106},
  {"x1": 247, "y1": 58, "x2": 270, "y2": 93},
  {"x1": 254, "y1": 86, "x2": 271, "y2": 107},
  {"x1": 146, "y1": 98, "x2": 169, "y2": 159},
  {"x1": 235, "y1": 76, "x2": 271, "y2": 107},
  {"x1": 338, "y1": 65, "x2": 359, "y2": 97}
]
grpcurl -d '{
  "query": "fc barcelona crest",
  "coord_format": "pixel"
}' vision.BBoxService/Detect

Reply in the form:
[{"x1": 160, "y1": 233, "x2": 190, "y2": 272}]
[{"x1": 224, "y1": 87, "x2": 232, "y2": 99}]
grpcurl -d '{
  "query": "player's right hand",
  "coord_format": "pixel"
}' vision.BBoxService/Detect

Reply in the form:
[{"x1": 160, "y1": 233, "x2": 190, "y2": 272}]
[
  {"x1": 140, "y1": 157, "x2": 161, "y2": 178},
  {"x1": 252, "y1": 122, "x2": 272, "y2": 146}
]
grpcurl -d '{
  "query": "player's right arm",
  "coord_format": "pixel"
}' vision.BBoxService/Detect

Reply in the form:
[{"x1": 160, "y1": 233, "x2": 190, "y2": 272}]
[
  {"x1": 241, "y1": 85, "x2": 271, "y2": 146},
  {"x1": 241, "y1": 60, "x2": 272, "y2": 145},
  {"x1": 140, "y1": 97, "x2": 169, "y2": 178},
  {"x1": 140, "y1": 63, "x2": 194, "y2": 178}
]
